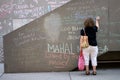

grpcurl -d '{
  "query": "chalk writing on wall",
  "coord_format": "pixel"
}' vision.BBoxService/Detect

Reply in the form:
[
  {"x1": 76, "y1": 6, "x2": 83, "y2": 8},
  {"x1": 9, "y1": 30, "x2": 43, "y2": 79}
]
[
  {"x1": 1, "y1": 0, "x2": 70, "y2": 63},
  {"x1": 45, "y1": 52, "x2": 78, "y2": 68},
  {"x1": 3, "y1": 0, "x2": 120, "y2": 72},
  {"x1": 47, "y1": 43, "x2": 73, "y2": 54},
  {"x1": 0, "y1": 0, "x2": 14, "y2": 18}
]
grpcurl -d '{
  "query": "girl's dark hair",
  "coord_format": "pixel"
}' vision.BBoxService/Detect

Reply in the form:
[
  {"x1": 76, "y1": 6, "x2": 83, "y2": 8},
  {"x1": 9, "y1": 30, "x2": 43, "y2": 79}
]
[{"x1": 84, "y1": 18, "x2": 95, "y2": 27}]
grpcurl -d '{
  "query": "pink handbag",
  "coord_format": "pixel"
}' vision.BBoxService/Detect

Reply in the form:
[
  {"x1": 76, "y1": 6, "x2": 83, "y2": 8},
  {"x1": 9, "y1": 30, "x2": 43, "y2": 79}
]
[{"x1": 78, "y1": 50, "x2": 85, "y2": 70}]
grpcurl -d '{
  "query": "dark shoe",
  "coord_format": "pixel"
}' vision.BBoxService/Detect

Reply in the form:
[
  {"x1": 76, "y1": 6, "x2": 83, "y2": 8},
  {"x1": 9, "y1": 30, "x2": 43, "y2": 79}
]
[
  {"x1": 92, "y1": 71, "x2": 97, "y2": 75},
  {"x1": 86, "y1": 71, "x2": 90, "y2": 75}
]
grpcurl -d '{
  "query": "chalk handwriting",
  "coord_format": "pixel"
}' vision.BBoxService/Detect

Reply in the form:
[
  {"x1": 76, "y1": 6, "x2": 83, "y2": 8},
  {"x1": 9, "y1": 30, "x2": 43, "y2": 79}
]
[{"x1": 47, "y1": 43, "x2": 73, "y2": 54}]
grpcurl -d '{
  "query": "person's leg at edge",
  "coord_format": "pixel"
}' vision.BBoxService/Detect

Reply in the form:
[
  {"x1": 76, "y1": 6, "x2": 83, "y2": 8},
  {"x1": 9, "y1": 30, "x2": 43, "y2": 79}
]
[
  {"x1": 92, "y1": 66, "x2": 97, "y2": 74},
  {"x1": 91, "y1": 46, "x2": 98, "y2": 75},
  {"x1": 85, "y1": 65, "x2": 90, "y2": 75},
  {"x1": 83, "y1": 47, "x2": 90, "y2": 75}
]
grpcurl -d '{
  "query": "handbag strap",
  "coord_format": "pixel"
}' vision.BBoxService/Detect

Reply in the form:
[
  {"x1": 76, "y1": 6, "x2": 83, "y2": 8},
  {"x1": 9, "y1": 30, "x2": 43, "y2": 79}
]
[
  {"x1": 80, "y1": 50, "x2": 83, "y2": 57},
  {"x1": 83, "y1": 28, "x2": 86, "y2": 36}
]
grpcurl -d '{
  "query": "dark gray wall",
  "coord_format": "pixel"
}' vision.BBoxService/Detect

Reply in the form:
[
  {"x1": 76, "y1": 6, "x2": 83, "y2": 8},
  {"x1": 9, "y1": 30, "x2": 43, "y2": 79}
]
[
  {"x1": 3, "y1": 0, "x2": 120, "y2": 72},
  {"x1": 108, "y1": 0, "x2": 120, "y2": 51}
]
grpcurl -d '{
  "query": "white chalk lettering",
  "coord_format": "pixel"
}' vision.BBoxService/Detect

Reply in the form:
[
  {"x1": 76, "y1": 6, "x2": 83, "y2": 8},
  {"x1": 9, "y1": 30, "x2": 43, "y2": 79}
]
[
  {"x1": 54, "y1": 45, "x2": 59, "y2": 53},
  {"x1": 48, "y1": 43, "x2": 72, "y2": 54},
  {"x1": 59, "y1": 43, "x2": 64, "y2": 53},
  {"x1": 64, "y1": 43, "x2": 70, "y2": 53}
]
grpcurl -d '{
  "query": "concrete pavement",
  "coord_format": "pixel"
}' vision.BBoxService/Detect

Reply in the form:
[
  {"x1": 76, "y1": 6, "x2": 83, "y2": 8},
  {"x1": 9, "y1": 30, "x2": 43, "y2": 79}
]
[
  {"x1": 0, "y1": 63, "x2": 4, "y2": 78},
  {"x1": 0, "y1": 63, "x2": 120, "y2": 80}
]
